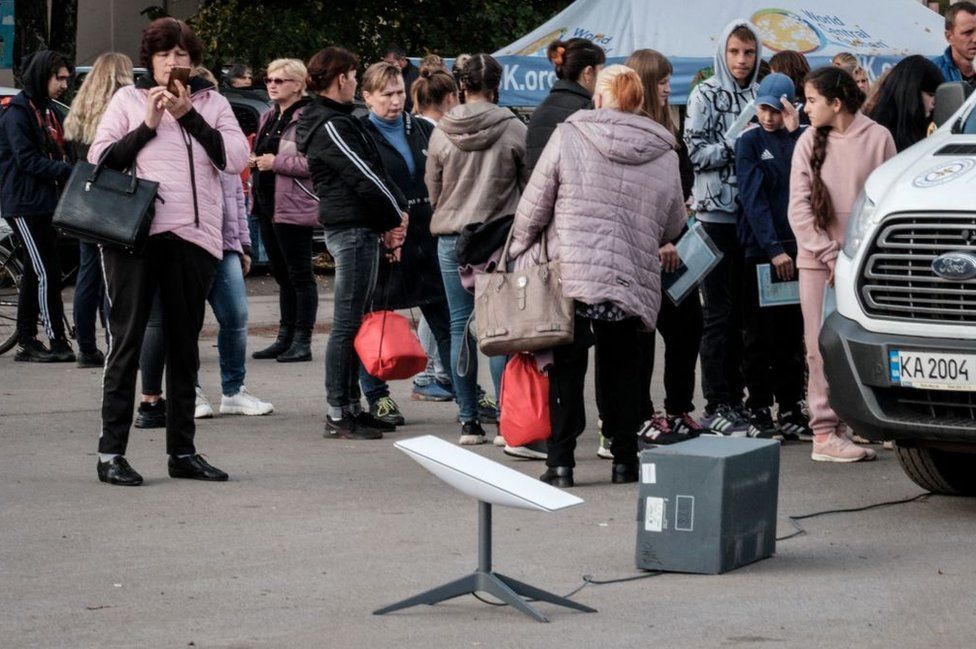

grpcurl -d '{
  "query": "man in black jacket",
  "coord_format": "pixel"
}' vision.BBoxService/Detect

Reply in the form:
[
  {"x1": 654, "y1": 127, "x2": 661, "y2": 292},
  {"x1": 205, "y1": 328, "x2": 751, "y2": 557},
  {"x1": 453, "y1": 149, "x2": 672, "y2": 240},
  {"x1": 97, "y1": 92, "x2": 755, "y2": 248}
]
[{"x1": 0, "y1": 50, "x2": 75, "y2": 362}]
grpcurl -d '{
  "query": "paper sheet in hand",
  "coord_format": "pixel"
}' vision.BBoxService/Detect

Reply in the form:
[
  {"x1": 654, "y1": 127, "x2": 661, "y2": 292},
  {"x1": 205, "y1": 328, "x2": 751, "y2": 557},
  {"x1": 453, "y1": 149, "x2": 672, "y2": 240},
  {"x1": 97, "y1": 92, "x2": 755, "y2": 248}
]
[
  {"x1": 756, "y1": 263, "x2": 799, "y2": 307},
  {"x1": 663, "y1": 222, "x2": 723, "y2": 305},
  {"x1": 724, "y1": 100, "x2": 756, "y2": 141}
]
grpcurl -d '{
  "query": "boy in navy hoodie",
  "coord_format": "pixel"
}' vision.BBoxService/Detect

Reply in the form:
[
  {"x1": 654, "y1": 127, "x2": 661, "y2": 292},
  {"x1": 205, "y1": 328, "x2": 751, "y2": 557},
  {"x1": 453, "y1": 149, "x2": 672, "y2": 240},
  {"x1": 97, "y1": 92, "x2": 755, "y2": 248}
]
[{"x1": 734, "y1": 72, "x2": 811, "y2": 441}]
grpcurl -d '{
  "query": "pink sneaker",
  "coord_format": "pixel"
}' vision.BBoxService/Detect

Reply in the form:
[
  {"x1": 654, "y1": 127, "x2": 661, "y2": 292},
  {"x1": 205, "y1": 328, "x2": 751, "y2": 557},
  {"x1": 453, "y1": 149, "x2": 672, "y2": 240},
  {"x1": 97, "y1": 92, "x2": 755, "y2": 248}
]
[{"x1": 811, "y1": 434, "x2": 878, "y2": 463}]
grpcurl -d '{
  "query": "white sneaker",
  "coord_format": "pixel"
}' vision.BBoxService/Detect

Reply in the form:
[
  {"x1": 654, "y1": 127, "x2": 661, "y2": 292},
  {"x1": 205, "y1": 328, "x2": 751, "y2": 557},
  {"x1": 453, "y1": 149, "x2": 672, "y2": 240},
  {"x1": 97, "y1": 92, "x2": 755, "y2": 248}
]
[
  {"x1": 597, "y1": 433, "x2": 614, "y2": 459},
  {"x1": 219, "y1": 387, "x2": 274, "y2": 416},
  {"x1": 493, "y1": 434, "x2": 506, "y2": 447},
  {"x1": 195, "y1": 387, "x2": 214, "y2": 419}
]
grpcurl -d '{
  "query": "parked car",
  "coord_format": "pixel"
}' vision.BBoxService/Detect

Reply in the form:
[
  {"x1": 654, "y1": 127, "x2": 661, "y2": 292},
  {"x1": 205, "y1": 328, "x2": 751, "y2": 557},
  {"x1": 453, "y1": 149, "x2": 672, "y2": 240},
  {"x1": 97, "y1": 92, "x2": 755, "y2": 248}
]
[{"x1": 820, "y1": 81, "x2": 976, "y2": 495}]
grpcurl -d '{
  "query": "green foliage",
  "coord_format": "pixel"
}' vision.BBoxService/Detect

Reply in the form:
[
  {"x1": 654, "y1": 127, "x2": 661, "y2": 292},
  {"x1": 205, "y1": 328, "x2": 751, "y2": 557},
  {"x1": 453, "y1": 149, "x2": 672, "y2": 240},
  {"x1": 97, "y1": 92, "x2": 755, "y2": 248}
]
[{"x1": 189, "y1": 0, "x2": 571, "y2": 73}]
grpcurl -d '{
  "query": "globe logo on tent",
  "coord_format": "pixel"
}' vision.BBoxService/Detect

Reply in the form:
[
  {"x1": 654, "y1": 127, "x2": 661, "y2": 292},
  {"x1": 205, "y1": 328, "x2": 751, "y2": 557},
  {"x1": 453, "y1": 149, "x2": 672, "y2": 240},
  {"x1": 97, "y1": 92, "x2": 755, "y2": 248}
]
[{"x1": 752, "y1": 9, "x2": 826, "y2": 53}]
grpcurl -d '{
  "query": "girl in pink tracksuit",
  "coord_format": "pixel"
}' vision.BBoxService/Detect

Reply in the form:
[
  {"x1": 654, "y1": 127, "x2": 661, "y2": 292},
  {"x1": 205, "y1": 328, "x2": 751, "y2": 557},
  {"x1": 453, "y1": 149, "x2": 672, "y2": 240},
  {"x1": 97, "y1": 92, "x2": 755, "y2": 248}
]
[{"x1": 788, "y1": 67, "x2": 896, "y2": 463}]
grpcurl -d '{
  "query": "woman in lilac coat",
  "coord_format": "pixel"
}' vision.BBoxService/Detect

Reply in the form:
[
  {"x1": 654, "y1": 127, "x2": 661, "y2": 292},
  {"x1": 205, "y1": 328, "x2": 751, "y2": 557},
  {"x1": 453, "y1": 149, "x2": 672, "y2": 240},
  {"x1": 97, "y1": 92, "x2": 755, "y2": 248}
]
[{"x1": 509, "y1": 65, "x2": 686, "y2": 487}]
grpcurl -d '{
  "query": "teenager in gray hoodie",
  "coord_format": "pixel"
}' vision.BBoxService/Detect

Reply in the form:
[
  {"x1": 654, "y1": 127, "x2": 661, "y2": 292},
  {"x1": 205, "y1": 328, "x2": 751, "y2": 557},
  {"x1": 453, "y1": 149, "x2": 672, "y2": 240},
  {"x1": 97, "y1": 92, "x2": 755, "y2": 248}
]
[{"x1": 683, "y1": 19, "x2": 761, "y2": 436}]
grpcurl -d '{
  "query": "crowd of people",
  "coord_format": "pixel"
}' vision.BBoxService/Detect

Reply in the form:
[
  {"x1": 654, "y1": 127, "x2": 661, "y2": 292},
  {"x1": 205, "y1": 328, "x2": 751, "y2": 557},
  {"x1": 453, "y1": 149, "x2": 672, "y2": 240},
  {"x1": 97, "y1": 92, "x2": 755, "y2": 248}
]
[{"x1": 2, "y1": 3, "x2": 973, "y2": 487}]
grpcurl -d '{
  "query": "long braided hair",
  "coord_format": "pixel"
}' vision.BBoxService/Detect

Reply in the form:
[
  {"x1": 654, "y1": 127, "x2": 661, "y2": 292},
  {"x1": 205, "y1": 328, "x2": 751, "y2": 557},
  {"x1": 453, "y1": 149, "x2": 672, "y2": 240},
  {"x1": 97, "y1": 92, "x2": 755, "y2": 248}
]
[{"x1": 804, "y1": 67, "x2": 865, "y2": 231}]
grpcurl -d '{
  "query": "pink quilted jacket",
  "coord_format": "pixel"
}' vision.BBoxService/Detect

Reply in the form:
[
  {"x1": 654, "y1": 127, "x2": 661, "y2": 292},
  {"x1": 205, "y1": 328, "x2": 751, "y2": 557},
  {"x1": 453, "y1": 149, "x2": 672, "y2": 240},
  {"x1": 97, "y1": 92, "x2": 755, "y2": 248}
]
[
  {"x1": 254, "y1": 105, "x2": 318, "y2": 227},
  {"x1": 89, "y1": 85, "x2": 249, "y2": 259},
  {"x1": 509, "y1": 109, "x2": 686, "y2": 329}
]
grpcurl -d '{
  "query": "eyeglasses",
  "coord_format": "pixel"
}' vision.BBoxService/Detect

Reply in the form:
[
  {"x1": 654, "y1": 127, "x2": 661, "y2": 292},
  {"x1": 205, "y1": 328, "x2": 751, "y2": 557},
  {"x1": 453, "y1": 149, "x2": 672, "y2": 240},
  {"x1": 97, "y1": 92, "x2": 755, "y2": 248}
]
[{"x1": 264, "y1": 77, "x2": 293, "y2": 86}]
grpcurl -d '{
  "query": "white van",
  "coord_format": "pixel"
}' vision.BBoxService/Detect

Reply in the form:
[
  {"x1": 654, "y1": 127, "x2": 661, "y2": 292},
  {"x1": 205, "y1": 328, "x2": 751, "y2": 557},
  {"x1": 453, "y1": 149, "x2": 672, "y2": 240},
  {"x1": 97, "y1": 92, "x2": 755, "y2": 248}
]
[{"x1": 821, "y1": 82, "x2": 976, "y2": 495}]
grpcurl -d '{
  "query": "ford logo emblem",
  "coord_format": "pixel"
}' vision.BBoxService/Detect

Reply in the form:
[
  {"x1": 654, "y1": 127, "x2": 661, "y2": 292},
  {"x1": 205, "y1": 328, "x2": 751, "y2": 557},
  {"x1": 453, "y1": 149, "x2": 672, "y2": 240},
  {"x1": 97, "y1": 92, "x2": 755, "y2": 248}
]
[{"x1": 932, "y1": 252, "x2": 976, "y2": 281}]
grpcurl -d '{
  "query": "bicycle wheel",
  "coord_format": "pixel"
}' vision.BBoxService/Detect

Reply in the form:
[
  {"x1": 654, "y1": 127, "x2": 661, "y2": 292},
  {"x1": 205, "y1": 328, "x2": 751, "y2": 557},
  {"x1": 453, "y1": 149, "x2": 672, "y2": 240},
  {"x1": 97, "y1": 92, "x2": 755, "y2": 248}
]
[{"x1": 0, "y1": 238, "x2": 23, "y2": 355}]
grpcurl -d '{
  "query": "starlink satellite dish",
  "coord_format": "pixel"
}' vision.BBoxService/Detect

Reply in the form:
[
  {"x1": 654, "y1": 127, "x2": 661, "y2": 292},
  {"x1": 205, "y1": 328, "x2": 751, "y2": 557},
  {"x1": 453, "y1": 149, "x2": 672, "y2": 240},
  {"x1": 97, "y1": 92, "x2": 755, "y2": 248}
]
[
  {"x1": 374, "y1": 435, "x2": 594, "y2": 623},
  {"x1": 394, "y1": 435, "x2": 584, "y2": 512}
]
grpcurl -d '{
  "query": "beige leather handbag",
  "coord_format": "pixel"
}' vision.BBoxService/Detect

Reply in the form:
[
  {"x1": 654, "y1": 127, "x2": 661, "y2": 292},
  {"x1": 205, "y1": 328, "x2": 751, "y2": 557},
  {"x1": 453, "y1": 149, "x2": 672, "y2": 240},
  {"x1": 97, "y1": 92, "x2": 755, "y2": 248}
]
[{"x1": 474, "y1": 226, "x2": 574, "y2": 355}]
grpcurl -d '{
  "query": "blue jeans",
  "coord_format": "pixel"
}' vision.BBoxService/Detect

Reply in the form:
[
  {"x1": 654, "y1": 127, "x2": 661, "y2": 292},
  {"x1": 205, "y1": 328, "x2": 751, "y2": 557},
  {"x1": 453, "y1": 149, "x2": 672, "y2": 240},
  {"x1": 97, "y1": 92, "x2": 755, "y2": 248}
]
[
  {"x1": 208, "y1": 252, "x2": 248, "y2": 396},
  {"x1": 73, "y1": 241, "x2": 108, "y2": 354},
  {"x1": 413, "y1": 315, "x2": 451, "y2": 387},
  {"x1": 436, "y1": 236, "x2": 505, "y2": 422},
  {"x1": 140, "y1": 252, "x2": 249, "y2": 397},
  {"x1": 324, "y1": 227, "x2": 380, "y2": 413}
]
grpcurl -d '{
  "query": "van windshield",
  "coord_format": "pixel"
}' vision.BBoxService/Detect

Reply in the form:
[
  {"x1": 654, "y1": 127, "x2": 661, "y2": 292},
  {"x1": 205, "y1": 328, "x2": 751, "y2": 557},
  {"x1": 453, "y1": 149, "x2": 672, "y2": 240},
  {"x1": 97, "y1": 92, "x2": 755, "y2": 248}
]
[{"x1": 963, "y1": 107, "x2": 976, "y2": 134}]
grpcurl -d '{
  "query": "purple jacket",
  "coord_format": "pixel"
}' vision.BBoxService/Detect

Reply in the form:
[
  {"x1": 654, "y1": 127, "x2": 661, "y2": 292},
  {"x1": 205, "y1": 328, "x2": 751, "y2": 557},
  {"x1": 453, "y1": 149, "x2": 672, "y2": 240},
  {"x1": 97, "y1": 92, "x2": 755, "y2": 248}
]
[
  {"x1": 254, "y1": 105, "x2": 318, "y2": 227},
  {"x1": 509, "y1": 109, "x2": 686, "y2": 330},
  {"x1": 220, "y1": 172, "x2": 250, "y2": 255}
]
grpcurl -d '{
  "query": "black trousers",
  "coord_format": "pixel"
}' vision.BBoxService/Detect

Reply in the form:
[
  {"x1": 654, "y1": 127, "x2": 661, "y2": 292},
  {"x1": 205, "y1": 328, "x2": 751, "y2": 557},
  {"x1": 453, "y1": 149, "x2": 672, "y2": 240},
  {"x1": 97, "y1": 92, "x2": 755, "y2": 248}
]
[
  {"x1": 99, "y1": 235, "x2": 216, "y2": 456},
  {"x1": 640, "y1": 289, "x2": 704, "y2": 419},
  {"x1": 742, "y1": 258, "x2": 805, "y2": 410},
  {"x1": 257, "y1": 213, "x2": 318, "y2": 330},
  {"x1": 699, "y1": 221, "x2": 745, "y2": 409},
  {"x1": 6, "y1": 215, "x2": 67, "y2": 343},
  {"x1": 548, "y1": 315, "x2": 641, "y2": 468}
]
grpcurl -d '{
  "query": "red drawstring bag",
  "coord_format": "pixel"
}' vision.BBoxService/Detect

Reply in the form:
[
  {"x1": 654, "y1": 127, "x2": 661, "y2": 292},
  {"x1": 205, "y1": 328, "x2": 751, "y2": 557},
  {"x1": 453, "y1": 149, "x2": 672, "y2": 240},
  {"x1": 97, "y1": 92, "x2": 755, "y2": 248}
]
[
  {"x1": 499, "y1": 353, "x2": 551, "y2": 447},
  {"x1": 355, "y1": 311, "x2": 428, "y2": 381}
]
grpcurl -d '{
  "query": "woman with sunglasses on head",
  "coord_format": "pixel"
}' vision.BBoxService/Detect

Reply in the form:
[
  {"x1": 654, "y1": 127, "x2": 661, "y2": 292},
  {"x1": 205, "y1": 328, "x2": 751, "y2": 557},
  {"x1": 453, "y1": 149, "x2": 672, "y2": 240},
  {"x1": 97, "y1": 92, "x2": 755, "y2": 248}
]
[{"x1": 249, "y1": 58, "x2": 319, "y2": 362}]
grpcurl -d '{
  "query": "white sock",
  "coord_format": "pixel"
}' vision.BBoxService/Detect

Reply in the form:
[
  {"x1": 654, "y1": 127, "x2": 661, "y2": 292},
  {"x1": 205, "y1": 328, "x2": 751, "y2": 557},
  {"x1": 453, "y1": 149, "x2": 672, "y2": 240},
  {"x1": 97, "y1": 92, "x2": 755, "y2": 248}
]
[{"x1": 99, "y1": 453, "x2": 120, "y2": 463}]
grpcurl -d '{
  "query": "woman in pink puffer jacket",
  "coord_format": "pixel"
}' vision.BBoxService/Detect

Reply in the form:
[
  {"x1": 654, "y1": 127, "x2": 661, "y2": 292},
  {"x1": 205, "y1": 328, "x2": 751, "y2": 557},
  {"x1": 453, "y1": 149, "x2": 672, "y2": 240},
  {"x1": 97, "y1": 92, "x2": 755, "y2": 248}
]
[
  {"x1": 87, "y1": 18, "x2": 248, "y2": 487},
  {"x1": 508, "y1": 65, "x2": 686, "y2": 487}
]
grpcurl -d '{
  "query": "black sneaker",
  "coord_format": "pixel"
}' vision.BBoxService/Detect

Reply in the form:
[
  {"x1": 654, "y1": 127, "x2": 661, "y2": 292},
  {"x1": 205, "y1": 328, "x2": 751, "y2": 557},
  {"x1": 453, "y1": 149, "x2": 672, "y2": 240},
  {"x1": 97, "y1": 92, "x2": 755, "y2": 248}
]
[
  {"x1": 747, "y1": 407, "x2": 779, "y2": 439},
  {"x1": 699, "y1": 403, "x2": 749, "y2": 436},
  {"x1": 14, "y1": 339, "x2": 54, "y2": 362},
  {"x1": 47, "y1": 338, "x2": 76, "y2": 363},
  {"x1": 324, "y1": 414, "x2": 383, "y2": 440},
  {"x1": 369, "y1": 396, "x2": 405, "y2": 427},
  {"x1": 459, "y1": 420, "x2": 487, "y2": 445},
  {"x1": 638, "y1": 415, "x2": 686, "y2": 448},
  {"x1": 77, "y1": 349, "x2": 105, "y2": 368},
  {"x1": 97, "y1": 456, "x2": 143, "y2": 486},
  {"x1": 134, "y1": 399, "x2": 166, "y2": 429},
  {"x1": 777, "y1": 407, "x2": 813, "y2": 442},
  {"x1": 355, "y1": 411, "x2": 396, "y2": 432}
]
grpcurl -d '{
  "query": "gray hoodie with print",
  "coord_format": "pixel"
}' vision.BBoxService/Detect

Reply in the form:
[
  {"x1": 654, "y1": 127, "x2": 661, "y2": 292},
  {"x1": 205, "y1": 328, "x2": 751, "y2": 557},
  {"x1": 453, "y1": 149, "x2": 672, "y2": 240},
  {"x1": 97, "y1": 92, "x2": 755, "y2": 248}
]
[{"x1": 683, "y1": 20, "x2": 762, "y2": 223}]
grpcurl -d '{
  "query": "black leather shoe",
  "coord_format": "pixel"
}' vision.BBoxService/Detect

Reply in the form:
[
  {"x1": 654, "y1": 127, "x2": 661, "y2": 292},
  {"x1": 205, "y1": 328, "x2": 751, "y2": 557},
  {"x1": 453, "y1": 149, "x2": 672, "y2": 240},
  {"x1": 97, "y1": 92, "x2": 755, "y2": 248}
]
[
  {"x1": 612, "y1": 463, "x2": 639, "y2": 484},
  {"x1": 276, "y1": 328, "x2": 312, "y2": 363},
  {"x1": 540, "y1": 466, "x2": 574, "y2": 488},
  {"x1": 77, "y1": 349, "x2": 105, "y2": 368},
  {"x1": 252, "y1": 326, "x2": 293, "y2": 359},
  {"x1": 97, "y1": 456, "x2": 144, "y2": 486},
  {"x1": 134, "y1": 399, "x2": 166, "y2": 429},
  {"x1": 168, "y1": 454, "x2": 229, "y2": 481}
]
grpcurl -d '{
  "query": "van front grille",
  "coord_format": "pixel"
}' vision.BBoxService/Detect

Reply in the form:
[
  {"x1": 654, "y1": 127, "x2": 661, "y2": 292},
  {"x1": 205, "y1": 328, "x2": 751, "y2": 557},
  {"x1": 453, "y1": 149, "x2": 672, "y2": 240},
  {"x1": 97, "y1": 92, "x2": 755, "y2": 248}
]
[{"x1": 858, "y1": 214, "x2": 976, "y2": 323}]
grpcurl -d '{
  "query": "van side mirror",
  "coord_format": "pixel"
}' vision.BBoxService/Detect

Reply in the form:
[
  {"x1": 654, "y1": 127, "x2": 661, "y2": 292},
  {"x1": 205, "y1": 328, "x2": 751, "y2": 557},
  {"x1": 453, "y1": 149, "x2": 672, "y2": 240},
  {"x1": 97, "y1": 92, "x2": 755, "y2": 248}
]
[{"x1": 933, "y1": 81, "x2": 973, "y2": 129}]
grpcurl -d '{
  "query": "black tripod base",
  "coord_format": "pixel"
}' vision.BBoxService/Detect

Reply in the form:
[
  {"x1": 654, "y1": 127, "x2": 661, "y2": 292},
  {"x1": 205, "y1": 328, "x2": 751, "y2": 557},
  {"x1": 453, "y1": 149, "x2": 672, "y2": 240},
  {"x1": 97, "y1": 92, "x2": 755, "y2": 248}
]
[{"x1": 373, "y1": 570, "x2": 597, "y2": 623}]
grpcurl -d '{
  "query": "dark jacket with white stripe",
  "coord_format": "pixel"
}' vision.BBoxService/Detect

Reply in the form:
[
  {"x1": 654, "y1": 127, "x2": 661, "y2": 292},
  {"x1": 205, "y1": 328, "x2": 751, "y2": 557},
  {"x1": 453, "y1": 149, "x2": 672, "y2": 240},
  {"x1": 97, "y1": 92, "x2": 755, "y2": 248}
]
[
  {"x1": 296, "y1": 95, "x2": 406, "y2": 232},
  {"x1": 362, "y1": 111, "x2": 444, "y2": 309}
]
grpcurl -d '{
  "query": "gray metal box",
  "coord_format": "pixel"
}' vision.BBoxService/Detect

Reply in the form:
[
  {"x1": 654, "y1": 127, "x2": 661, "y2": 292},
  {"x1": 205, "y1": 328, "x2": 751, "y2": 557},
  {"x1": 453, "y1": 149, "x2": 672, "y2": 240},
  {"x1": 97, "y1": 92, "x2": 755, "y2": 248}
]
[{"x1": 635, "y1": 437, "x2": 780, "y2": 574}]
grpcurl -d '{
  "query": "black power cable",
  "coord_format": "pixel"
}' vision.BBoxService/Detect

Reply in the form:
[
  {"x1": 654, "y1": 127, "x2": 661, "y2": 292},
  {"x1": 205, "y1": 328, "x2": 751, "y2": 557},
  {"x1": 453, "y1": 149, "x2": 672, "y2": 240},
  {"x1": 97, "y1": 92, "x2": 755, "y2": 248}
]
[{"x1": 470, "y1": 492, "x2": 932, "y2": 608}]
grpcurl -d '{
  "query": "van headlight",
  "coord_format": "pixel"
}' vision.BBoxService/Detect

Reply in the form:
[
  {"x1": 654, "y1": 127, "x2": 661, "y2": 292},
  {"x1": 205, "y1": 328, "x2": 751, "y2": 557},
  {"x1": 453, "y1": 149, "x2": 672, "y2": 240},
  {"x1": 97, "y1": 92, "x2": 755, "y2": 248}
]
[{"x1": 842, "y1": 191, "x2": 878, "y2": 258}]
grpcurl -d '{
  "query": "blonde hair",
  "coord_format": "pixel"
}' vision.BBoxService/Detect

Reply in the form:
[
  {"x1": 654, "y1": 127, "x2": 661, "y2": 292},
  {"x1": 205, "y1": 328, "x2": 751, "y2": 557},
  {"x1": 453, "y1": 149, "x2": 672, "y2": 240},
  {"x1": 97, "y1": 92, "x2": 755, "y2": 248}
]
[
  {"x1": 63, "y1": 52, "x2": 134, "y2": 145},
  {"x1": 192, "y1": 66, "x2": 217, "y2": 88},
  {"x1": 361, "y1": 61, "x2": 403, "y2": 94},
  {"x1": 419, "y1": 54, "x2": 446, "y2": 76},
  {"x1": 267, "y1": 58, "x2": 308, "y2": 92},
  {"x1": 831, "y1": 52, "x2": 858, "y2": 75},
  {"x1": 594, "y1": 64, "x2": 644, "y2": 113}
]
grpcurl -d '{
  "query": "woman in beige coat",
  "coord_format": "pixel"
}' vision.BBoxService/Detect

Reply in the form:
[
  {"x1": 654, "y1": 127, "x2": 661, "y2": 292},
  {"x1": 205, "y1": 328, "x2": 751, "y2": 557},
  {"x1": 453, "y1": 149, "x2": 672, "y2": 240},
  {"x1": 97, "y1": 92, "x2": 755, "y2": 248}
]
[
  {"x1": 425, "y1": 53, "x2": 528, "y2": 446},
  {"x1": 509, "y1": 65, "x2": 686, "y2": 486}
]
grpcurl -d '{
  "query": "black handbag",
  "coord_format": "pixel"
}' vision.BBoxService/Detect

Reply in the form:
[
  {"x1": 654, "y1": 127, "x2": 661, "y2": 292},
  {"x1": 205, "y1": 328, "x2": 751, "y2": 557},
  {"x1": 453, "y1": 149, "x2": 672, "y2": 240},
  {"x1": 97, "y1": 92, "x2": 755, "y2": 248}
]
[{"x1": 53, "y1": 153, "x2": 159, "y2": 253}]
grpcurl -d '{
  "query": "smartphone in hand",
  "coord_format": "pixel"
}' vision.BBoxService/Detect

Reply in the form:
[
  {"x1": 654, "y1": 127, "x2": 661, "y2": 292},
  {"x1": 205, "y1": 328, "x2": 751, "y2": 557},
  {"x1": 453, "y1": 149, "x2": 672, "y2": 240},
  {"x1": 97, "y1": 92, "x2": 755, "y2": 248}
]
[{"x1": 167, "y1": 67, "x2": 191, "y2": 94}]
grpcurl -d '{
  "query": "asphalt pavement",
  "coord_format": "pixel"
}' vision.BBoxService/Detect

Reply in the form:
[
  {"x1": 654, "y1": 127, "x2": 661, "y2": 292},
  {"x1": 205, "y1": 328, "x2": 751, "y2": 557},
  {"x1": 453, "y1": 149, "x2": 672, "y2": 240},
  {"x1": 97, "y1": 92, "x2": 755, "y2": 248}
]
[{"x1": 1, "y1": 277, "x2": 974, "y2": 648}]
